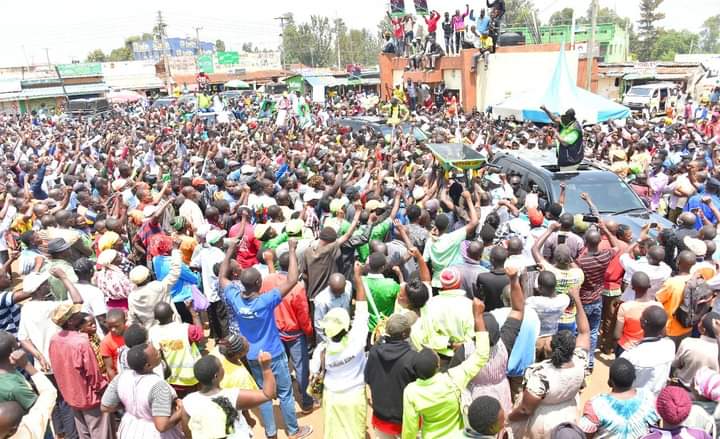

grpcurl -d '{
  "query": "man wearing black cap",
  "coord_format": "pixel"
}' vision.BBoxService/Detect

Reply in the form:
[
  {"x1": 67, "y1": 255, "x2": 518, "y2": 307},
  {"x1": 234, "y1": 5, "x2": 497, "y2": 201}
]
[
  {"x1": 365, "y1": 313, "x2": 418, "y2": 438},
  {"x1": 42, "y1": 238, "x2": 78, "y2": 301},
  {"x1": 540, "y1": 106, "x2": 584, "y2": 168}
]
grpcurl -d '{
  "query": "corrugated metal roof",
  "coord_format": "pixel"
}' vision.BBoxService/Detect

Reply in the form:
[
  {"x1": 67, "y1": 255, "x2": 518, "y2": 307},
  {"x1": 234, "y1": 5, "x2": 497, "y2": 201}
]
[{"x1": 0, "y1": 83, "x2": 109, "y2": 102}]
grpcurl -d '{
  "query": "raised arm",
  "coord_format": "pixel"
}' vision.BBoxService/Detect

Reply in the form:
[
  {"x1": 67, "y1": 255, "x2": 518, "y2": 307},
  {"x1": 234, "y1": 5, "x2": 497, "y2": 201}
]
[
  {"x1": 463, "y1": 190, "x2": 479, "y2": 238},
  {"x1": 569, "y1": 287, "x2": 590, "y2": 351},
  {"x1": 579, "y1": 192, "x2": 600, "y2": 217},
  {"x1": 532, "y1": 222, "x2": 559, "y2": 266},
  {"x1": 337, "y1": 206, "x2": 362, "y2": 246},
  {"x1": 540, "y1": 105, "x2": 561, "y2": 125},
  {"x1": 236, "y1": 351, "x2": 276, "y2": 408},
  {"x1": 505, "y1": 266, "x2": 525, "y2": 321},
  {"x1": 49, "y1": 267, "x2": 83, "y2": 304},
  {"x1": 276, "y1": 240, "x2": 298, "y2": 298}
]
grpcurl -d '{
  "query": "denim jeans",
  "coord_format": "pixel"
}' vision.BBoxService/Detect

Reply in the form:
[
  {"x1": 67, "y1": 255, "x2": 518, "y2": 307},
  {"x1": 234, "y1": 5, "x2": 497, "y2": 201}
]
[
  {"x1": 284, "y1": 334, "x2": 313, "y2": 409},
  {"x1": 583, "y1": 299, "x2": 603, "y2": 369},
  {"x1": 249, "y1": 352, "x2": 299, "y2": 437}
]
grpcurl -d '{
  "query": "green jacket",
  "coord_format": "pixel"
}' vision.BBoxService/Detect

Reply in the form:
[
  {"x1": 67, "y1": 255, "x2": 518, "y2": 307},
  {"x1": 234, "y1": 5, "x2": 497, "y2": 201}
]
[{"x1": 402, "y1": 332, "x2": 490, "y2": 439}]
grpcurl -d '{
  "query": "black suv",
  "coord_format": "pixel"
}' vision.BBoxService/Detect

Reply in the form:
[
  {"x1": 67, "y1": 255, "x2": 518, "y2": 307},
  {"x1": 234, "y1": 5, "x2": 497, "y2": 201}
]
[
  {"x1": 336, "y1": 117, "x2": 428, "y2": 143},
  {"x1": 490, "y1": 150, "x2": 671, "y2": 235}
]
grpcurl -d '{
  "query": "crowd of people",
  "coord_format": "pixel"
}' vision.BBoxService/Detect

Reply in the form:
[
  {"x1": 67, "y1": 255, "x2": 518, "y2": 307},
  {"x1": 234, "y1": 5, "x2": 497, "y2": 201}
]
[
  {"x1": 0, "y1": 63, "x2": 719, "y2": 439},
  {"x1": 383, "y1": 1, "x2": 504, "y2": 73}
]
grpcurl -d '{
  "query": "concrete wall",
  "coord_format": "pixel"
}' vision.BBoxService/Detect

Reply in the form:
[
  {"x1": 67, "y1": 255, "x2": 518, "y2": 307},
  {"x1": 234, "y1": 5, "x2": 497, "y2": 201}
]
[{"x1": 476, "y1": 50, "x2": 579, "y2": 111}]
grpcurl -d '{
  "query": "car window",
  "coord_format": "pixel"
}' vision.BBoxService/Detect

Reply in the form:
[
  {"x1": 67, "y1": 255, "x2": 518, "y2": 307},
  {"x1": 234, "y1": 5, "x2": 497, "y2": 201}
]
[{"x1": 550, "y1": 174, "x2": 644, "y2": 214}]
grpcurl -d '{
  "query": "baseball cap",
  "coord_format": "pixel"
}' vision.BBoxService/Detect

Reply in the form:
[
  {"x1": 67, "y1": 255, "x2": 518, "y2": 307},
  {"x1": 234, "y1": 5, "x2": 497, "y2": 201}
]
[
  {"x1": 319, "y1": 307, "x2": 351, "y2": 338},
  {"x1": 385, "y1": 314, "x2": 411, "y2": 339},
  {"x1": 366, "y1": 199, "x2": 387, "y2": 211},
  {"x1": 254, "y1": 224, "x2": 271, "y2": 241},
  {"x1": 206, "y1": 229, "x2": 227, "y2": 245},
  {"x1": 286, "y1": 219, "x2": 304, "y2": 236}
]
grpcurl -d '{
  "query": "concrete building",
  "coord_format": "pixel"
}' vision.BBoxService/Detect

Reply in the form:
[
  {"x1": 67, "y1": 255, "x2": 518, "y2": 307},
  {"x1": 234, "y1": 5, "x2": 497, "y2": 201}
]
[
  {"x1": 379, "y1": 43, "x2": 594, "y2": 113},
  {"x1": 597, "y1": 62, "x2": 707, "y2": 101}
]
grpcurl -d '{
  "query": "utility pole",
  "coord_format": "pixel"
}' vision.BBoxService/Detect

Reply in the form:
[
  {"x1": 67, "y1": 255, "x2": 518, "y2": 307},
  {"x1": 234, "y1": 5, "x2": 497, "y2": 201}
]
[
  {"x1": 335, "y1": 14, "x2": 342, "y2": 70},
  {"x1": 586, "y1": 0, "x2": 598, "y2": 91},
  {"x1": 194, "y1": 26, "x2": 203, "y2": 54},
  {"x1": 275, "y1": 14, "x2": 290, "y2": 70},
  {"x1": 43, "y1": 48, "x2": 51, "y2": 68},
  {"x1": 156, "y1": 11, "x2": 172, "y2": 94}
]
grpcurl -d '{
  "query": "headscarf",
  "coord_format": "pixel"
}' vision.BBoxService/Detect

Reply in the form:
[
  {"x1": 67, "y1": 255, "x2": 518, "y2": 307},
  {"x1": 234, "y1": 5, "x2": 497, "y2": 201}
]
[
  {"x1": 98, "y1": 231, "x2": 120, "y2": 252},
  {"x1": 148, "y1": 234, "x2": 173, "y2": 257}
]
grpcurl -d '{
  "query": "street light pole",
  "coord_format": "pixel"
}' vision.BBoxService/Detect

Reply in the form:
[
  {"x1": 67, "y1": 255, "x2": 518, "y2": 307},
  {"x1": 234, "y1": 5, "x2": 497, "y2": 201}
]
[{"x1": 586, "y1": 0, "x2": 598, "y2": 91}]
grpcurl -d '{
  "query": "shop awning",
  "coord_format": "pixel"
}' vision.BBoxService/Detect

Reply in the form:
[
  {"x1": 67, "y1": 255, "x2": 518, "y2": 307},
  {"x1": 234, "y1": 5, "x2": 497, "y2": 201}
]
[{"x1": 0, "y1": 83, "x2": 109, "y2": 102}]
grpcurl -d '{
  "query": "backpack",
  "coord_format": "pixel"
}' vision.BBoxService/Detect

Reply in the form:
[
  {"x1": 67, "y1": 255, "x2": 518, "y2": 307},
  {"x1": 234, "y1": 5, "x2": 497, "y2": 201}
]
[{"x1": 674, "y1": 276, "x2": 715, "y2": 328}]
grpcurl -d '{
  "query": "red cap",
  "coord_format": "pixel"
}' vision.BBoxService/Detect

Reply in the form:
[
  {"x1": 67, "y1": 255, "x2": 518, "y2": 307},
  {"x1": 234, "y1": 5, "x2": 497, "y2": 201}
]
[{"x1": 192, "y1": 177, "x2": 208, "y2": 187}]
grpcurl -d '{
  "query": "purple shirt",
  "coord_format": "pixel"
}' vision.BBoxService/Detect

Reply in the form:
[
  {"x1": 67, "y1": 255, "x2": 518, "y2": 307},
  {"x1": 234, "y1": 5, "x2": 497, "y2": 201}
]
[{"x1": 642, "y1": 426, "x2": 711, "y2": 439}]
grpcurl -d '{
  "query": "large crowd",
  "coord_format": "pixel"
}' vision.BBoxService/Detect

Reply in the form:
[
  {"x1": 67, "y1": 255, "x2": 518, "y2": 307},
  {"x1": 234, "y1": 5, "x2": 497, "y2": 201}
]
[{"x1": 1, "y1": 15, "x2": 720, "y2": 439}]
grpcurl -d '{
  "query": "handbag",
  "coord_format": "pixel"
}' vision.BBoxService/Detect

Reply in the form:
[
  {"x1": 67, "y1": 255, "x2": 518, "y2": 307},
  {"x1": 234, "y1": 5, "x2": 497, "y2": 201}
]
[
  {"x1": 307, "y1": 344, "x2": 326, "y2": 400},
  {"x1": 190, "y1": 285, "x2": 210, "y2": 311}
]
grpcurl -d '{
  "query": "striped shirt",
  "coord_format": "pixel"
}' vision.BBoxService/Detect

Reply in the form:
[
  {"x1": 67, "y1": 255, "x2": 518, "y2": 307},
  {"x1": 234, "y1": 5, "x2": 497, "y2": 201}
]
[
  {"x1": 0, "y1": 291, "x2": 21, "y2": 335},
  {"x1": 576, "y1": 249, "x2": 616, "y2": 304}
]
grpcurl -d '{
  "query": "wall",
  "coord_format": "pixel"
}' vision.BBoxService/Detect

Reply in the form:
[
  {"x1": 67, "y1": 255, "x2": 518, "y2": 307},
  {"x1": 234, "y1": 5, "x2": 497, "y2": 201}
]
[
  {"x1": 476, "y1": 49, "x2": 580, "y2": 111},
  {"x1": 597, "y1": 77, "x2": 620, "y2": 101}
]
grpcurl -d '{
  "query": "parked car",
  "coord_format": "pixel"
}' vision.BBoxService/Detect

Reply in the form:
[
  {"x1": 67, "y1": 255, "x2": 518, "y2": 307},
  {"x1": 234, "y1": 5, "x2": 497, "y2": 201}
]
[
  {"x1": 622, "y1": 82, "x2": 679, "y2": 116},
  {"x1": 336, "y1": 117, "x2": 428, "y2": 143},
  {"x1": 150, "y1": 97, "x2": 177, "y2": 109},
  {"x1": 490, "y1": 150, "x2": 672, "y2": 236}
]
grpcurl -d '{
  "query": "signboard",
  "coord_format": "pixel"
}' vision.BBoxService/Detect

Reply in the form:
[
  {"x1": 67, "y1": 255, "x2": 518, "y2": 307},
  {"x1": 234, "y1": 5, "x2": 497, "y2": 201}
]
[
  {"x1": 197, "y1": 55, "x2": 214, "y2": 73},
  {"x1": 414, "y1": 0, "x2": 428, "y2": 16},
  {"x1": 390, "y1": 0, "x2": 405, "y2": 17},
  {"x1": 57, "y1": 63, "x2": 102, "y2": 77},
  {"x1": 217, "y1": 51, "x2": 240, "y2": 65}
]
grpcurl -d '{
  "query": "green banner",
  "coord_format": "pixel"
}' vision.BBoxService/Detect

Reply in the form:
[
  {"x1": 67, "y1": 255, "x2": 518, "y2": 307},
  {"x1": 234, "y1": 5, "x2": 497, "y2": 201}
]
[
  {"x1": 197, "y1": 55, "x2": 214, "y2": 73},
  {"x1": 57, "y1": 63, "x2": 102, "y2": 77},
  {"x1": 217, "y1": 51, "x2": 240, "y2": 65}
]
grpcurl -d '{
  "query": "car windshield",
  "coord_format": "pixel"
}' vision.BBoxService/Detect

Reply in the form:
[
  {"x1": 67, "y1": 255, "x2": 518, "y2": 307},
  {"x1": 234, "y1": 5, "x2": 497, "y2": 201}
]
[
  {"x1": 627, "y1": 87, "x2": 654, "y2": 97},
  {"x1": 379, "y1": 124, "x2": 427, "y2": 141},
  {"x1": 549, "y1": 174, "x2": 644, "y2": 215}
]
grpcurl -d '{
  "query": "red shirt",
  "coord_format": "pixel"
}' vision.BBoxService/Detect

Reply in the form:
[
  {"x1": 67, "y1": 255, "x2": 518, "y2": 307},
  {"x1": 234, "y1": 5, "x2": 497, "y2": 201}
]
[
  {"x1": 99, "y1": 332, "x2": 125, "y2": 370},
  {"x1": 48, "y1": 331, "x2": 107, "y2": 410},
  {"x1": 260, "y1": 273, "x2": 313, "y2": 341},
  {"x1": 603, "y1": 240, "x2": 628, "y2": 291},
  {"x1": 425, "y1": 12, "x2": 440, "y2": 33},
  {"x1": 228, "y1": 223, "x2": 260, "y2": 269}
]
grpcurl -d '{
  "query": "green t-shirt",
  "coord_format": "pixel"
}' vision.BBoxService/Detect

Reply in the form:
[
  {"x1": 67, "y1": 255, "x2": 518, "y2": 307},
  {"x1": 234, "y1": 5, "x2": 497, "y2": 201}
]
[
  {"x1": 423, "y1": 227, "x2": 468, "y2": 287},
  {"x1": 357, "y1": 219, "x2": 391, "y2": 262},
  {"x1": 262, "y1": 232, "x2": 288, "y2": 250},
  {"x1": 0, "y1": 371, "x2": 38, "y2": 411},
  {"x1": 363, "y1": 275, "x2": 400, "y2": 330}
]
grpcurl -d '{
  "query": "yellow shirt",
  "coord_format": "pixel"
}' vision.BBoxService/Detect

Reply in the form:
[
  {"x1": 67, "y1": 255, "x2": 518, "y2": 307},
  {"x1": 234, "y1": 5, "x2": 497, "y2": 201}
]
[{"x1": 210, "y1": 350, "x2": 258, "y2": 390}]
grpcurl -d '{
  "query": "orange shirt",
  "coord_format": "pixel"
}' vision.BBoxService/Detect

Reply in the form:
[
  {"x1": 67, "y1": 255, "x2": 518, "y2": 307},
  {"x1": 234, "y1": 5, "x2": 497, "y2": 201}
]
[
  {"x1": 617, "y1": 300, "x2": 662, "y2": 349},
  {"x1": 656, "y1": 275, "x2": 692, "y2": 337}
]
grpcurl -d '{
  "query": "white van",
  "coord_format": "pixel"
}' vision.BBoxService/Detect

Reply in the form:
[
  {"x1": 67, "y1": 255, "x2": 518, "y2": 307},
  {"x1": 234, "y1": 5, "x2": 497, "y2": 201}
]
[{"x1": 622, "y1": 82, "x2": 679, "y2": 116}]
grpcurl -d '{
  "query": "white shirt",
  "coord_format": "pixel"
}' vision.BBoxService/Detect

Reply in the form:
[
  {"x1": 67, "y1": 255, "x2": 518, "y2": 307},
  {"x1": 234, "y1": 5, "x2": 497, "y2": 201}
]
[
  {"x1": 17, "y1": 301, "x2": 64, "y2": 370},
  {"x1": 179, "y1": 199, "x2": 207, "y2": 230},
  {"x1": 621, "y1": 337, "x2": 675, "y2": 396},
  {"x1": 75, "y1": 283, "x2": 109, "y2": 338},
  {"x1": 0, "y1": 205, "x2": 17, "y2": 252},
  {"x1": 310, "y1": 302, "x2": 369, "y2": 393},
  {"x1": 190, "y1": 246, "x2": 225, "y2": 303},
  {"x1": 247, "y1": 194, "x2": 277, "y2": 211},
  {"x1": 620, "y1": 254, "x2": 672, "y2": 301}
]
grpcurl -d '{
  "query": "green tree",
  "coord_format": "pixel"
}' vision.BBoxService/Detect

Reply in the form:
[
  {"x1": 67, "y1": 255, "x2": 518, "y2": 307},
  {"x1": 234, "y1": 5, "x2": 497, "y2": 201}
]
[
  {"x1": 108, "y1": 47, "x2": 133, "y2": 61},
  {"x1": 700, "y1": 15, "x2": 720, "y2": 53},
  {"x1": 547, "y1": 7, "x2": 575, "y2": 26},
  {"x1": 636, "y1": 0, "x2": 665, "y2": 61},
  {"x1": 504, "y1": 0, "x2": 538, "y2": 28},
  {"x1": 650, "y1": 29, "x2": 698, "y2": 61},
  {"x1": 593, "y1": 7, "x2": 631, "y2": 29},
  {"x1": 215, "y1": 39, "x2": 226, "y2": 52},
  {"x1": 86, "y1": 49, "x2": 107, "y2": 62}
]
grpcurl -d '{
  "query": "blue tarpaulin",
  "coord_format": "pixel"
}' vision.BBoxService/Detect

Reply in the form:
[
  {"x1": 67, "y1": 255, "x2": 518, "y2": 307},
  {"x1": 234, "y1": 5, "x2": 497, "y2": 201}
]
[{"x1": 492, "y1": 46, "x2": 630, "y2": 124}]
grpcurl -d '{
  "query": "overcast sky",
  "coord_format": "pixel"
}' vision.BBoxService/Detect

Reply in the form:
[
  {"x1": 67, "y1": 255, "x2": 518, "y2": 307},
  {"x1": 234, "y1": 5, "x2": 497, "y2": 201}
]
[{"x1": 0, "y1": 0, "x2": 716, "y2": 68}]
